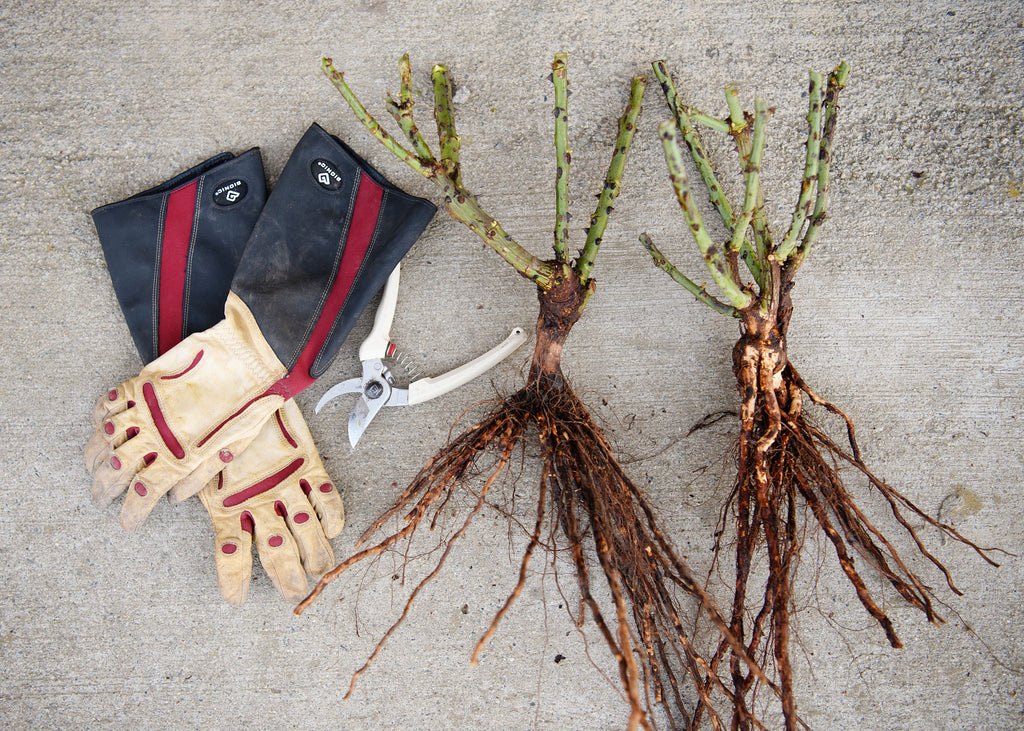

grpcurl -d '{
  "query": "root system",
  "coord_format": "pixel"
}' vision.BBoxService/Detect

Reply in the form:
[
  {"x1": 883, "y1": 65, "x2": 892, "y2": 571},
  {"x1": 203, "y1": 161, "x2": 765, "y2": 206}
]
[
  {"x1": 693, "y1": 300, "x2": 997, "y2": 730},
  {"x1": 300, "y1": 272, "x2": 755, "y2": 730},
  {"x1": 298, "y1": 54, "x2": 755, "y2": 729}
]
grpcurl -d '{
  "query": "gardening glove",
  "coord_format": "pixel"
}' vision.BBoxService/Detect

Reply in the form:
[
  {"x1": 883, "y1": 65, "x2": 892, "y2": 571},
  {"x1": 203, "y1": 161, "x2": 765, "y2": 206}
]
[
  {"x1": 87, "y1": 147, "x2": 345, "y2": 603},
  {"x1": 86, "y1": 122, "x2": 437, "y2": 531},
  {"x1": 198, "y1": 397, "x2": 344, "y2": 604},
  {"x1": 88, "y1": 147, "x2": 266, "y2": 363}
]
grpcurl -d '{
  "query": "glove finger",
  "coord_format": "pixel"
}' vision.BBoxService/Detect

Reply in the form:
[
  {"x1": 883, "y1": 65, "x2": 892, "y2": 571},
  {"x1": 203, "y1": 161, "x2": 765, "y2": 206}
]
[
  {"x1": 249, "y1": 502, "x2": 308, "y2": 603},
  {"x1": 91, "y1": 384, "x2": 134, "y2": 428},
  {"x1": 290, "y1": 512, "x2": 335, "y2": 577},
  {"x1": 200, "y1": 490, "x2": 256, "y2": 606},
  {"x1": 119, "y1": 476, "x2": 168, "y2": 530},
  {"x1": 91, "y1": 457, "x2": 131, "y2": 509},
  {"x1": 274, "y1": 400, "x2": 344, "y2": 537},
  {"x1": 165, "y1": 433, "x2": 257, "y2": 504},
  {"x1": 84, "y1": 429, "x2": 112, "y2": 473},
  {"x1": 299, "y1": 473, "x2": 345, "y2": 539},
  {"x1": 90, "y1": 434, "x2": 157, "y2": 510},
  {"x1": 86, "y1": 409, "x2": 144, "y2": 472},
  {"x1": 276, "y1": 484, "x2": 335, "y2": 577}
]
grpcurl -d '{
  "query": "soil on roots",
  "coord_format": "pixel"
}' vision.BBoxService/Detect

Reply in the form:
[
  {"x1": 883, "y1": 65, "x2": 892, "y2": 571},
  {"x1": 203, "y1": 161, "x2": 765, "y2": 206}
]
[
  {"x1": 298, "y1": 271, "x2": 750, "y2": 730},
  {"x1": 700, "y1": 303, "x2": 998, "y2": 730}
]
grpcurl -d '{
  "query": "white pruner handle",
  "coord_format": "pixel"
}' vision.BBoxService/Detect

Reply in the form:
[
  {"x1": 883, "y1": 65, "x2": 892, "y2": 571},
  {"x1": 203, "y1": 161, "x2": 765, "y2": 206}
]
[
  {"x1": 359, "y1": 265, "x2": 402, "y2": 361},
  {"x1": 407, "y1": 327, "x2": 528, "y2": 406}
]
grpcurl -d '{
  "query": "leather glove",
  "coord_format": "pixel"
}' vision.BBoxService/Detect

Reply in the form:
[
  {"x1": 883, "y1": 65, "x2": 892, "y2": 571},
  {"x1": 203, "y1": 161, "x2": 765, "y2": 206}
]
[
  {"x1": 88, "y1": 146, "x2": 346, "y2": 603},
  {"x1": 199, "y1": 398, "x2": 344, "y2": 604},
  {"x1": 85, "y1": 289, "x2": 290, "y2": 523},
  {"x1": 88, "y1": 148, "x2": 265, "y2": 363},
  {"x1": 86, "y1": 123, "x2": 436, "y2": 528}
]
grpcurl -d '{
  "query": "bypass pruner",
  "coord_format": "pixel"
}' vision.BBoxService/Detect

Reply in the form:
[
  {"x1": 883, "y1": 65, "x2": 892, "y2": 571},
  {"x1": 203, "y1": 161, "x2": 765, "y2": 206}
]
[{"x1": 314, "y1": 263, "x2": 527, "y2": 446}]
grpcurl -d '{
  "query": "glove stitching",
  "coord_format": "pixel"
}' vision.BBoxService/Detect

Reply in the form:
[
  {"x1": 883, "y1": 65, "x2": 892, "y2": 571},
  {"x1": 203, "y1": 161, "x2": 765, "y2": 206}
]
[
  {"x1": 224, "y1": 302, "x2": 289, "y2": 385},
  {"x1": 151, "y1": 195, "x2": 168, "y2": 361},
  {"x1": 181, "y1": 177, "x2": 205, "y2": 343},
  {"x1": 220, "y1": 325, "x2": 282, "y2": 393}
]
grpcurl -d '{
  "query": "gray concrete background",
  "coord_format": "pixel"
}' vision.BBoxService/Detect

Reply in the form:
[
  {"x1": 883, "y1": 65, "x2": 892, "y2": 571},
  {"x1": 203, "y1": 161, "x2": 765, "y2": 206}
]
[{"x1": 2, "y1": 1, "x2": 1022, "y2": 728}]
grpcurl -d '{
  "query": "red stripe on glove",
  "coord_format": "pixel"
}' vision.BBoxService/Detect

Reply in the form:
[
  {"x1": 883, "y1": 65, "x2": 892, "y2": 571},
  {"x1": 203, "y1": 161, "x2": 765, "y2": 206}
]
[
  {"x1": 158, "y1": 180, "x2": 199, "y2": 356},
  {"x1": 142, "y1": 381, "x2": 186, "y2": 459},
  {"x1": 271, "y1": 172, "x2": 385, "y2": 397},
  {"x1": 222, "y1": 458, "x2": 305, "y2": 508},
  {"x1": 160, "y1": 350, "x2": 204, "y2": 380},
  {"x1": 275, "y1": 410, "x2": 298, "y2": 448}
]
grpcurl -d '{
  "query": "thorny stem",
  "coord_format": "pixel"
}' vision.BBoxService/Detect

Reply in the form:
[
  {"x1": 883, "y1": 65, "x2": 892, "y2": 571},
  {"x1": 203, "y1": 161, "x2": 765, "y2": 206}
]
[
  {"x1": 640, "y1": 233, "x2": 740, "y2": 318},
  {"x1": 432, "y1": 64, "x2": 464, "y2": 190},
  {"x1": 321, "y1": 57, "x2": 553, "y2": 287},
  {"x1": 658, "y1": 121, "x2": 753, "y2": 310},
  {"x1": 649, "y1": 68, "x2": 731, "y2": 136},
  {"x1": 775, "y1": 70, "x2": 824, "y2": 263},
  {"x1": 322, "y1": 57, "x2": 432, "y2": 176},
  {"x1": 691, "y1": 112, "x2": 732, "y2": 134},
  {"x1": 642, "y1": 61, "x2": 851, "y2": 312},
  {"x1": 322, "y1": 55, "x2": 644, "y2": 298},
  {"x1": 387, "y1": 53, "x2": 434, "y2": 161},
  {"x1": 725, "y1": 86, "x2": 772, "y2": 271},
  {"x1": 651, "y1": 62, "x2": 735, "y2": 233},
  {"x1": 725, "y1": 85, "x2": 747, "y2": 134},
  {"x1": 577, "y1": 75, "x2": 647, "y2": 284},
  {"x1": 444, "y1": 188, "x2": 554, "y2": 285},
  {"x1": 553, "y1": 53, "x2": 571, "y2": 262},
  {"x1": 728, "y1": 98, "x2": 767, "y2": 258},
  {"x1": 650, "y1": 61, "x2": 764, "y2": 286},
  {"x1": 790, "y1": 61, "x2": 850, "y2": 273}
]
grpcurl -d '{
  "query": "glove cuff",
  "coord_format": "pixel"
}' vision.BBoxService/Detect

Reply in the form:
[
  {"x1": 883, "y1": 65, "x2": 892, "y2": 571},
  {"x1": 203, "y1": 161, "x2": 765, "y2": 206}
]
[
  {"x1": 91, "y1": 149, "x2": 267, "y2": 363},
  {"x1": 220, "y1": 292, "x2": 290, "y2": 388},
  {"x1": 231, "y1": 123, "x2": 437, "y2": 397}
]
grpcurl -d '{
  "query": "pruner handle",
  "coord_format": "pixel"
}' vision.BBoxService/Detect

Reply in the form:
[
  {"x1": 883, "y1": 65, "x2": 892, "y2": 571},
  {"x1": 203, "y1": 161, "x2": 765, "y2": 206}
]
[
  {"x1": 408, "y1": 327, "x2": 527, "y2": 406},
  {"x1": 359, "y1": 264, "x2": 401, "y2": 361}
]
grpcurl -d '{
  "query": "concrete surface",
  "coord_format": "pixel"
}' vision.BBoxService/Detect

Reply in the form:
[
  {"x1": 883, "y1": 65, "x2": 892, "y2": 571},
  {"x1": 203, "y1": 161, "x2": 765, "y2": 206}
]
[{"x1": 2, "y1": 1, "x2": 1022, "y2": 728}]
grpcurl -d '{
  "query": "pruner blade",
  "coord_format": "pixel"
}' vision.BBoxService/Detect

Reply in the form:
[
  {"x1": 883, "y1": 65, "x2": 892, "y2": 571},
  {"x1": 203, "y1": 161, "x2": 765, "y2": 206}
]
[
  {"x1": 347, "y1": 397, "x2": 374, "y2": 448},
  {"x1": 346, "y1": 358, "x2": 396, "y2": 447},
  {"x1": 314, "y1": 377, "x2": 363, "y2": 414}
]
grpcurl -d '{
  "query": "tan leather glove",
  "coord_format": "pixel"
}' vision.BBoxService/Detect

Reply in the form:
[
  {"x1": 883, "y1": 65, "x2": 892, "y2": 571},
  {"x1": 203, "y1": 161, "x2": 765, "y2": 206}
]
[
  {"x1": 85, "y1": 293, "x2": 288, "y2": 529},
  {"x1": 198, "y1": 398, "x2": 344, "y2": 604}
]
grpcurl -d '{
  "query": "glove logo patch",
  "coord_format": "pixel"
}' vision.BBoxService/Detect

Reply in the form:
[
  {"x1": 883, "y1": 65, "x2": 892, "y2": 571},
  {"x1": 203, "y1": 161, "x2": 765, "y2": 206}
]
[
  {"x1": 213, "y1": 179, "x2": 248, "y2": 207},
  {"x1": 311, "y1": 159, "x2": 343, "y2": 191}
]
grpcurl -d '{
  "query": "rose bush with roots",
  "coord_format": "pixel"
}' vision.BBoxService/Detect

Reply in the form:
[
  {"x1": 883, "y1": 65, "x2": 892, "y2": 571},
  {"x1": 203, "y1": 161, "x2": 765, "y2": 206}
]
[
  {"x1": 294, "y1": 53, "x2": 768, "y2": 730},
  {"x1": 640, "y1": 60, "x2": 1000, "y2": 730}
]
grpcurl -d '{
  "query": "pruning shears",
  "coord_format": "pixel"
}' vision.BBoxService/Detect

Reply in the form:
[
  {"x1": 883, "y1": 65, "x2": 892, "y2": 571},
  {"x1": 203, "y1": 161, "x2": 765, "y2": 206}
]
[{"x1": 315, "y1": 263, "x2": 527, "y2": 447}]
